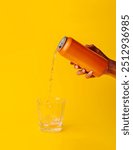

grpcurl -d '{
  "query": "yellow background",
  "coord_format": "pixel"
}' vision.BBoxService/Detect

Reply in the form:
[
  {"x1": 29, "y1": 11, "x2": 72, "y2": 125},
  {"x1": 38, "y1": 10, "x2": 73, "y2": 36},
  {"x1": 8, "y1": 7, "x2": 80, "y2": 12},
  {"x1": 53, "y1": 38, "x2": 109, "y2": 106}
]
[{"x1": 0, "y1": 0, "x2": 116, "y2": 150}]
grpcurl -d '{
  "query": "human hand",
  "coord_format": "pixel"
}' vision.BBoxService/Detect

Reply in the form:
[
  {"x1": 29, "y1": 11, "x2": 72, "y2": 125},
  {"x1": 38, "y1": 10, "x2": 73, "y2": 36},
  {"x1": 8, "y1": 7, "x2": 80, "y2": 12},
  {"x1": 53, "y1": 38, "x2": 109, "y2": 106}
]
[{"x1": 70, "y1": 44, "x2": 110, "y2": 79}]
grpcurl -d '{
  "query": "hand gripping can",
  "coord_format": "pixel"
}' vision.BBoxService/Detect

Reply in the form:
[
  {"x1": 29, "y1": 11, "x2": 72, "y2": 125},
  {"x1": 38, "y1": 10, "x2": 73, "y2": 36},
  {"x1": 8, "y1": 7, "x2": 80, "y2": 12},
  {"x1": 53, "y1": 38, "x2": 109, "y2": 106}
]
[{"x1": 57, "y1": 36, "x2": 109, "y2": 77}]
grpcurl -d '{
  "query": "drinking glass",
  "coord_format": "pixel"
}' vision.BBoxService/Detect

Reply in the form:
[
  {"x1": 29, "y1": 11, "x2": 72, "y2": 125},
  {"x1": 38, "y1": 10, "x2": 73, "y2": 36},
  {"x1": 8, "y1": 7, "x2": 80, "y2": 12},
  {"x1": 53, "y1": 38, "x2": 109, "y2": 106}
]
[{"x1": 37, "y1": 96, "x2": 65, "y2": 132}]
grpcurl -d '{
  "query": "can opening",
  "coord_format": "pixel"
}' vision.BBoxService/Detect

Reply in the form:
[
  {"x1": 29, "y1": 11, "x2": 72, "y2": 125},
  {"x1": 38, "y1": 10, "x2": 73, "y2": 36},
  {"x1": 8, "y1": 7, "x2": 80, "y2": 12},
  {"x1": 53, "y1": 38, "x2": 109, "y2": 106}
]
[{"x1": 57, "y1": 36, "x2": 67, "y2": 51}]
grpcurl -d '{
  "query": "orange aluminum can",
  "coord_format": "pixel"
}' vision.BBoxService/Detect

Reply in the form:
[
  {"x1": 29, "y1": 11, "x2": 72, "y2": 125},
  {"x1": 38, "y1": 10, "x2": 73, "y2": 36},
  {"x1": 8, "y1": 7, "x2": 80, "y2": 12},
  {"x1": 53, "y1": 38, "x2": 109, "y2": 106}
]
[{"x1": 57, "y1": 37, "x2": 108, "y2": 77}]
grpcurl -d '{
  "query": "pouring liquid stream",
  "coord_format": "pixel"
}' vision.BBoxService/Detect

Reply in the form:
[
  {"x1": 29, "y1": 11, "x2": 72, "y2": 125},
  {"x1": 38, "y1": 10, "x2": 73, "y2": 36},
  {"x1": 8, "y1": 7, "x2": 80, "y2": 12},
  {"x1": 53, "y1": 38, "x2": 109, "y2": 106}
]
[
  {"x1": 38, "y1": 50, "x2": 64, "y2": 132},
  {"x1": 47, "y1": 50, "x2": 57, "y2": 102}
]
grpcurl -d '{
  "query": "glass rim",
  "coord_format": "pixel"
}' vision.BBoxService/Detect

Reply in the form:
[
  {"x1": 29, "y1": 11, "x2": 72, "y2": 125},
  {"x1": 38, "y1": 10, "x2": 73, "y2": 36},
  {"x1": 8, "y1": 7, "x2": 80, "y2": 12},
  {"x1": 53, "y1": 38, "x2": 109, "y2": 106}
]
[{"x1": 37, "y1": 96, "x2": 66, "y2": 105}]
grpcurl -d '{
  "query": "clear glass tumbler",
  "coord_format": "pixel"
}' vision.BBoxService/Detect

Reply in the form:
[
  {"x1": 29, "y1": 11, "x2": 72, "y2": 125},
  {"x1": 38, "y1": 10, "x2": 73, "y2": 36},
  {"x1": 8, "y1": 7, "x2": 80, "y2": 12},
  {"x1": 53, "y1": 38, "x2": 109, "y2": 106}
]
[{"x1": 37, "y1": 96, "x2": 65, "y2": 132}]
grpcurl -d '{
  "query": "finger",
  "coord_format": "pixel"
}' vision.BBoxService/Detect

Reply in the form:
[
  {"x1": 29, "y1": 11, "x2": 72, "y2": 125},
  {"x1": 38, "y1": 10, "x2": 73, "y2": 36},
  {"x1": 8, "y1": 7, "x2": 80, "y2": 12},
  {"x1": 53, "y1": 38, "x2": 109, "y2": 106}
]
[
  {"x1": 70, "y1": 62, "x2": 74, "y2": 65},
  {"x1": 70, "y1": 62, "x2": 81, "y2": 69},
  {"x1": 85, "y1": 71, "x2": 94, "y2": 78},
  {"x1": 85, "y1": 44, "x2": 99, "y2": 53},
  {"x1": 77, "y1": 69, "x2": 86, "y2": 75},
  {"x1": 85, "y1": 44, "x2": 95, "y2": 50},
  {"x1": 85, "y1": 44, "x2": 109, "y2": 60},
  {"x1": 74, "y1": 64, "x2": 81, "y2": 69}
]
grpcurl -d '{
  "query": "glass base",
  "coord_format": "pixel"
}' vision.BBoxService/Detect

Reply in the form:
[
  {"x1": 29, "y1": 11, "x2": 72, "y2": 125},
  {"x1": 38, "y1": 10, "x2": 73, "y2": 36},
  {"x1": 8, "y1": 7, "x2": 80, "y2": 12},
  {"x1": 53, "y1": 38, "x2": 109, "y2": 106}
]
[
  {"x1": 39, "y1": 122, "x2": 63, "y2": 132},
  {"x1": 40, "y1": 126, "x2": 62, "y2": 132}
]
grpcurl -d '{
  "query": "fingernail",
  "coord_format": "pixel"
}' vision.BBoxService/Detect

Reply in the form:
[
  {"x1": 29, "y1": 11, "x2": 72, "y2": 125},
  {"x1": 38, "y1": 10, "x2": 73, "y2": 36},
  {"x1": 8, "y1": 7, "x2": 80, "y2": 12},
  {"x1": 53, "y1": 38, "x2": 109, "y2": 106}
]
[
  {"x1": 78, "y1": 69, "x2": 84, "y2": 75},
  {"x1": 74, "y1": 65, "x2": 79, "y2": 69},
  {"x1": 77, "y1": 70, "x2": 81, "y2": 75},
  {"x1": 82, "y1": 69, "x2": 86, "y2": 73},
  {"x1": 86, "y1": 71, "x2": 93, "y2": 78}
]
